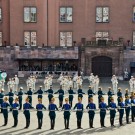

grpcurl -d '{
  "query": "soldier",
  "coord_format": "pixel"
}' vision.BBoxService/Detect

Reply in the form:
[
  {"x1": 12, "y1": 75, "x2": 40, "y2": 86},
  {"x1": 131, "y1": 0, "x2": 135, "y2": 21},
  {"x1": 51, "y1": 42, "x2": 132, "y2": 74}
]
[
  {"x1": 44, "y1": 77, "x2": 49, "y2": 91},
  {"x1": 125, "y1": 96, "x2": 131, "y2": 124},
  {"x1": 109, "y1": 97, "x2": 117, "y2": 127},
  {"x1": 48, "y1": 97, "x2": 58, "y2": 130},
  {"x1": 54, "y1": 86, "x2": 64, "y2": 108},
  {"x1": 86, "y1": 97, "x2": 96, "y2": 128},
  {"x1": 62, "y1": 98, "x2": 71, "y2": 129},
  {"x1": 68, "y1": 77, "x2": 73, "y2": 90},
  {"x1": 107, "y1": 87, "x2": 114, "y2": 106},
  {"x1": 44, "y1": 86, "x2": 54, "y2": 104},
  {"x1": 99, "y1": 97, "x2": 107, "y2": 128},
  {"x1": 111, "y1": 75, "x2": 118, "y2": 94},
  {"x1": 0, "y1": 88, "x2": 4, "y2": 113},
  {"x1": 94, "y1": 75, "x2": 100, "y2": 93},
  {"x1": 34, "y1": 86, "x2": 44, "y2": 99},
  {"x1": 7, "y1": 78, "x2": 12, "y2": 91},
  {"x1": 6, "y1": 88, "x2": 14, "y2": 111},
  {"x1": 73, "y1": 97, "x2": 84, "y2": 129},
  {"x1": 76, "y1": 76, "x2": 83, "y2": 90},
  {"x1": 11, "y1": 78, "x2": 15, "y2": 91},
  {"x1": 88, "y1": 73, "x2": 95, "y2": 87},
  {"x1": 129, "y1": 76, "x2": 134, "y2": 92},
  {"x1": 73, "y1": 73, "x2": 78, "y2": 89},
  {"x1": 36, "y1": 98, "x2": 46, "y2": 129},
  {"x1": 117, "y1": 88, "x2": 122, "y2": 104},
  {"x1": 1, "y1": 77, "x2": 5, "y2": 89},
  {"x1": 131, "y1": 94, "x2": 135, "y2": 122},
  {"x1": 68, "y1": 86, "x2": 76, "y2": 107},
  {"x1": 87, "y1": 86, "x2": 95, "y2": 103},
  {"x1": 118, "y1": 97, "x2": 125, "y2": 126},
  {"x1": 25, "y1": 87, "x2": 33, "y2": 105},
  {"x1": 1, "y1": 97, "x2": 10, "y2": 126},
  {"x1": 78, "y1": 85, "x2": 85, "y2": 100},
  {"x1": 11, "y1": 97, "x2": 19, "y2": 127},
  {"x1": 14, "y1": 75, "x2": 19, "y2": 92},
  {"x1": 32, "y1": 76, "x2": 36, "y2": 91},
  {"x1": 125, "y1": 89, "x2": 129, "y2": 98},
  {"x1": 98, "y1": 87, "x2": 105, "y2": 105},
  {"x1": 23, "y1": 97, "x2": 34, "y2": 129},
  {"x1": 17, "y1": 87, "x2": 24, "y2": 110}
]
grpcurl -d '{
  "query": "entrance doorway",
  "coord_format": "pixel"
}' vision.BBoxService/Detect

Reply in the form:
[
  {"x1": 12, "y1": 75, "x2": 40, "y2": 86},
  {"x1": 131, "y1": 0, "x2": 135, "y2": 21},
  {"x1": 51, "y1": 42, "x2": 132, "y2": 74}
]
[{"x1": 92, "y1": 56, "x2": 112, "y2": 77}]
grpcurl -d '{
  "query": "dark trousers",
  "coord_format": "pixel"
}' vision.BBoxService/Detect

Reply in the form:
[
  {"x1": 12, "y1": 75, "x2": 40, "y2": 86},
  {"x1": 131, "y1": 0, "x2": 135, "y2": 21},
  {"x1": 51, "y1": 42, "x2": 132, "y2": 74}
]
[
  {"x1": 19, "y1": 100, "x2": 22, "y2": 110},
  {"x1": 9, "y1": 101, "x2": 13, "y2": 111},
  {"x1": 50, "y1": 118, "x2": 55, "y2": 129},
  {"x1": 24, "y1": 112, "x2": 30, "y2": 128},
  {"x1": 38, "y1": 119, "x2": 43, "y2": 128},
  {"x1": 64, "y1": 118, "x2": 69, "y2": 129},
  {"x1": 100, "y1": 112, "x2": 106, "y2": 127},
  {"x1": 37, "y1": 112, "x2": 43, "y2": 128},
  {"x1": 69, "y1": 100, "x2": 73, "y2": 108},
  {"x1": 110, "y1": 115, "x2": 115, "y2": 126},
  {"x1": 3, "y1": 111, "x2": 8, "y2": 126},
  {"x1": 77, "y1": 119, "x2": 82, "y2": 128},
  {"x1": 126, "y1": 109, "x2": 130, "y2": 123},
  {"x1": 59, "y1": 100, "x2": 63, "y2": 108},
  {"x1": 13, "y1": 115, "x2": 18, "y2": 127},
  {"x1": 119, "y1": 112, "x2": 124, "y2": 125}
]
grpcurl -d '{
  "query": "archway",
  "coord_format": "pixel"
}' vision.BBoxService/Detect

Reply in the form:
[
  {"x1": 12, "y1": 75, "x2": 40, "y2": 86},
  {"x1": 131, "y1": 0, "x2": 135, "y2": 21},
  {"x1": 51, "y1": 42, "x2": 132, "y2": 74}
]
[{"x1": 92, "y1": 56, "x2": 112, "y2": 77}]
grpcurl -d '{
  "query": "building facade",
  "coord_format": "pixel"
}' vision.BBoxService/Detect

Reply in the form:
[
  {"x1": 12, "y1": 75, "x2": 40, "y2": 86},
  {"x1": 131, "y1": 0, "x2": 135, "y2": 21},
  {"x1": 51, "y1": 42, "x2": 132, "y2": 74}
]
[{"x1": 0, "y1": 0, "x2": 135, "y2": 77}]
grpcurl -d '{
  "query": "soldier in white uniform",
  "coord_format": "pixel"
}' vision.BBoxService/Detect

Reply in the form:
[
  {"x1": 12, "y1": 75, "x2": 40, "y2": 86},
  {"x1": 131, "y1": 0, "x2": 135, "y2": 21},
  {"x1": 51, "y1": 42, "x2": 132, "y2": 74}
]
[
  {"x1": 111, "y1": 75, "x2": 118, "y2": 94},
  {"x1": 26, "y1": 77, "x2": 32, "y2": 90},
  {"x1": 32, "y1": 76, "x2": 36, "y2": 91},
  {"x1": 1, "y1": 78, "x2": 5, "y2": 89},
  {"x1": 44, "y1": 77, "x2": 50, "y2": 91},
  {"x1": 0, "y1": 80, "x2": 3, "y2": 89},
  {"x1": 57, "y1": 74, "x2": 63, "y2": 83},
  {"x1": 93, "y1": 75, "x2": 99, "y2": 93},
  {"x1": 14, "y1": 75, "x2": 19, "y2": 92},
  {"x1": 60, "y1": 78, "x2": 66, "y2": 91},
  {"x1": 129, "y1": 76, "x2": 134, "y2": 92},
  {"x1": 68, "y1": 77, "x2": 73, "y2": 90},
  {"x1": 76, "y1": 76, "x2": 83, "y2": 90},
  {"x1": 88, "y1": 73, "x2": 95, "y2": 87},
  {"x1": 133, "y1": 78, "x2": 135, "y2": 92},
  {"x1": 7, "y1": 78, "x2": 12, "y2": 91},
  {"x1": 73, "y1": 73, "x2": 78, "y2": 89}
]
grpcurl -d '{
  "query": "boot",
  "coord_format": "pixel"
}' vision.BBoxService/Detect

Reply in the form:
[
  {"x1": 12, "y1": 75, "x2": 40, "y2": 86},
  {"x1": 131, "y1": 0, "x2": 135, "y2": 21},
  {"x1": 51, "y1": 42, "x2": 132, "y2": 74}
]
[
  {"x1": 79, "y1": 120, "x2": 83, "y2": 129},
  {"x1": 28, "y1": 120, "x2": 30, "y2": 128},
  {"x1": 40, "y1": 119, "x2": 43, "y2": 129},
  {"x1": 50, "y1": 120, "x2": 53, "y2": 130},
  {"x1": 52, "y1": 120, "x2": 55, "y2": 129},
  {"x1": 91, "y1": 119, "x2": 94, "y2": 128}
]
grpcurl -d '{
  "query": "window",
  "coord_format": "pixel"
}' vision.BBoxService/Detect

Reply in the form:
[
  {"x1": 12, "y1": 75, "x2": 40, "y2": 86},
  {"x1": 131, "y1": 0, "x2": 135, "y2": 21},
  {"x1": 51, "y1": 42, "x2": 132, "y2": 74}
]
[
  {"x1": 96, "y1": 7, "x2": 109, "y2": 23},
  {"x1": 0, "y1": 32, "x2": 2, "y2": 46},
  {"x1": 0, "y1": 8, "x2": 2, "y2": 22},
  {"x1": 60, "y1": 7, "x2": 73, "y2": 22},
  {"x1": 24, "y1": 31, "x2": 37, "y2": 46},
  {"x1": 133, "y1": 7, "x2": 135, "y2": 22},
  {"x1": 24, "y1": 7, "x2": 37, "y2": 22},
  {"x1": 133, "y1": 32, "x2": 135, "y2": 46},
  {"x1": 60, "y1": 32, "x2": 72, "y2": 46},
  {"x1": 96, "y1": 32, "x2": 109, "y2": 41}
]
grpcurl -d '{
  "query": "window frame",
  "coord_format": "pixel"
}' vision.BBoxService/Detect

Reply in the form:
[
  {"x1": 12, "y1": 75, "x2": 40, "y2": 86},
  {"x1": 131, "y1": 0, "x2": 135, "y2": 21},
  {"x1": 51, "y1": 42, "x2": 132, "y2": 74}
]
[
  {"x1": 0, "y1": 7, "x2": 2, "y2": 23},
  {"x1": 0, "y1": 31, "x2": 3, "y2": 46},
  {"x1": 133, "y1": 31, "x2": 135, "y2": 46},
  {"x1": 59, "y1": 31, "x2": 73, "y2": 47},
  {"x1": 23, "y1": 6, "x2": 37, "y2": 23},
  {"x1": 59, "y1": 6, "x2": 73, "y2": 23},
  {"x1": 24, "y1": 31, "x2": 37, "y2": 46},
  {"x1": 95, "y1": 31, "x2": 109, "y2": 41},
  {"x1": 96, "y1": 6, "x2": 110, "y2": 23}
]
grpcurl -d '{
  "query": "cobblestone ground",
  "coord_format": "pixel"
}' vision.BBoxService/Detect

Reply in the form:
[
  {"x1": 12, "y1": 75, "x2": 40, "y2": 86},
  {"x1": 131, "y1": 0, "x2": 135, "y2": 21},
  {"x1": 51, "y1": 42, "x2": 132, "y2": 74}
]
[{"x1": 0, "y1": 79, "x2": 134, "y2": 135}]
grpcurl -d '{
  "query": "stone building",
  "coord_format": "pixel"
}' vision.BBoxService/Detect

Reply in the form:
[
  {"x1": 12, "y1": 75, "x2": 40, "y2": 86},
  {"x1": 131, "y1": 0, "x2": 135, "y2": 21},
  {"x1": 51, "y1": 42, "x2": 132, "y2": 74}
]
[{"x1": 0, "y1": 0, "x2": 135, "y2": 77}]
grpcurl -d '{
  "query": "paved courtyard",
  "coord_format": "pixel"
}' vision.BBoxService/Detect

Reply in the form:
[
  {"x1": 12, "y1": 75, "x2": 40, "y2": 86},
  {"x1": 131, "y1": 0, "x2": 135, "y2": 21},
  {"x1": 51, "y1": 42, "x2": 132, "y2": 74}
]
[{"x1": 0, "y1": 78, "x2": 134, "y2": 135}]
